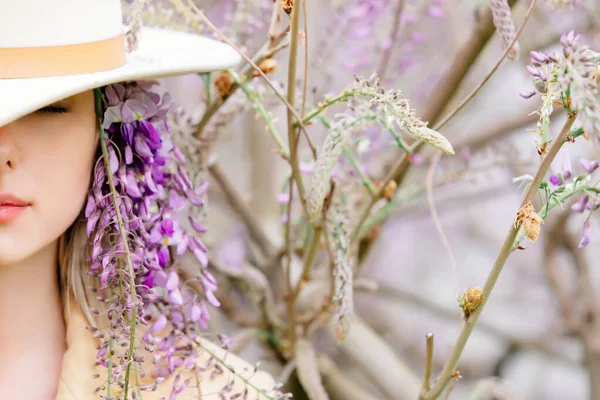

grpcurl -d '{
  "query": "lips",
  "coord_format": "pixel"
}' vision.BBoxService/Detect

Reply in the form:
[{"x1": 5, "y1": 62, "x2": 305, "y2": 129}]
[{"x1": 0, "y1": 193, "x2": 31, "y2": 223}]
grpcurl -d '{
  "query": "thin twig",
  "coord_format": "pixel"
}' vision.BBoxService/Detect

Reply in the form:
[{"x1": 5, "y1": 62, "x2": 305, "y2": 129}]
[
  {"x1": 180, "y1": 0, "x2": 313, "y2": 152},
  {"x1": 291, "y1": 227, "x2": 323, "y2": 300},
  {"x1": 420, "y1": 332, "x2": 434, "y2": 396},
  {"x1": 284, "y1": 0, "x2": 309, "y2": 351},
  {"x1": 301, "y1": 0, "x2": 309, "y2": 117},
  {"x1": 425, "y1": 152, "x2": 461, "y2": 294},
  {"x1": 194, "y1": 3, "x2": 289, "y2": 134},
  {"x1": 377, "y1": 283, "x2": 577, "y2": 363},
  {"x1": 433, "y1": 0, "x2": 539, "y2": 132},
  {"x1": 449, "y1": 108, "x2": 558, "y2": 153},
  {"x1": 350, "y1": 153, "x2": 410, "y2": 245},
  {"x1": 286, "y1": 0, "x2": 308, "y2": 203},
  {"x1": 344, "y1": 147, "x2": 378, "y2": 196},
  {"x1": 423, "y1": 114, "x2": 576, "y2": 399},
  {"x1": 208, "y1": 161, "x2": 277, "y2": 260},
  {"x1": 356, "y1": 0, "x2": 523, "y2": 255},
  {"x1": 377, "y1": 0, "x2": 405, "y2": 80}
]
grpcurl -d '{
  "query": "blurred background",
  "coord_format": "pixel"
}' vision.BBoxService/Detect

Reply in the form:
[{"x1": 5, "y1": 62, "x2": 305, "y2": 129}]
[{"x1": 137, "y1": 0, "x2": 600, "y2": 398}]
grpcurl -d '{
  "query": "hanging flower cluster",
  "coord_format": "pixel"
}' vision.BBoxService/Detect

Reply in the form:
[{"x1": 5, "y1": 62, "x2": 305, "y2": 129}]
[
  {"x1": 521, "y1": 31, "x2": 600, "y2": 143},
  {"x1": 87, "y1": 81, "x2": 219, "y2": 397}
]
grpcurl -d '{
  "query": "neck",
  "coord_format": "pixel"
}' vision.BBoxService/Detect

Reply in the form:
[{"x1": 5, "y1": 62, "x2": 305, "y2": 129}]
[{"x1": 0, "y1": 240, "x2": 66, "y2": 397}]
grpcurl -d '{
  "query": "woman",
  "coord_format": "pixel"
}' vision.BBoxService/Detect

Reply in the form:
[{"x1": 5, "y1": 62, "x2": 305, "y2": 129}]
[{"x1": 0, "y1": 1, "x2": 275, "y2": 399}]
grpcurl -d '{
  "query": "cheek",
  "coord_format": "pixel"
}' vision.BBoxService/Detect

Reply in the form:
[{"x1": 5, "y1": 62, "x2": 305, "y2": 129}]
[
  {"x1": 0, "y1": 120, "x2": 98, "y2": 266},
  {"x1": 35, "y1": 124, "x2": 98, "y2": 232}
]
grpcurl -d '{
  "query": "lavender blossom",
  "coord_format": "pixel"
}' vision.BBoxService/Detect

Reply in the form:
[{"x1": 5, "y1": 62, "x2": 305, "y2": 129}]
[
  {"x1": 580, "y1": 159, "x2": 600, "y2": 173},
  {"x1": 571, "y1": 196, "x2": 589, "y2": 213},
  {"x1": 579, "y1": 219, "x2": 591, "y2": 248},
  {"x1": 523, "y1": 32, "x2": 600, "y2": 147},
  {"x1": 558, "y1": 32, "x2": 600, "y2": 135},
  {"x1": 549, "y1": 149, "x2": 572, "y2": 186}
]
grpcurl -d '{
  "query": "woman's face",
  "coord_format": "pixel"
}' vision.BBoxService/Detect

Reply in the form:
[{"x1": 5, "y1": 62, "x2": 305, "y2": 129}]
[{"x1": 0, "y1": 90, "x2": 97, "y2": 266}]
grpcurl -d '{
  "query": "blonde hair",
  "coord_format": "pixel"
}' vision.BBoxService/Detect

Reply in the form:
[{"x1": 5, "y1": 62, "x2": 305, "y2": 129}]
[
  {"x1": 58, "y1": 122, "x2": 107, "y2": 328},
  {"x1": 58, "y1": 215, "x2": 107, "y2": 328}
]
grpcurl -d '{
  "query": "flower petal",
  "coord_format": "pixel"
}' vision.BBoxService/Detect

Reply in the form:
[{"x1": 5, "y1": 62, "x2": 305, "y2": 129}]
[{"x1": 579, "y1": 220, "x2": 591, "y2": 248}]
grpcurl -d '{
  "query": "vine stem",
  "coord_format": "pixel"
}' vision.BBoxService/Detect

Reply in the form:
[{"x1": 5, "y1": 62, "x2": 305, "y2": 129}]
[
  {"x1": 287, "y1": 0, "x2": 306, "y2": 201},
  {"x1": 284, "y1": 0, "x2": 309, "y2": 351},
  {"x1": 377, "y1": 0, "x2": 405, "y2": 80},
  {"x1": 422, "y1": 114, "x2": 576, "y2": 399},
  {"x1": 94, "y1": 88, "x2": 138, "y2": 400}
]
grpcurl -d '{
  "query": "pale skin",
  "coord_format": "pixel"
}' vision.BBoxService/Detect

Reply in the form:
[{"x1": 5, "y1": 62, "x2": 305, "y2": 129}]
[
  {"x1": 0, "y1": 91, "x2": 97, "y2": 399},
  {"x1": 0, "y1": 90, "x2": 275, "y2": 399}
]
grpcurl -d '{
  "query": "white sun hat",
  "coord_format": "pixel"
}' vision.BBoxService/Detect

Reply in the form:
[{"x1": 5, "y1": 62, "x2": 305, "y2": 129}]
[{"x1": 0, "y1": 0, "x2": 241, "y2": 128}]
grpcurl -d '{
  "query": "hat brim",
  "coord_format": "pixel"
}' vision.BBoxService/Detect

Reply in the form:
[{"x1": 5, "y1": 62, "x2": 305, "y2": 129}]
[{"x1": 0, "y1": 27, "x2": 241, "y2": 127}]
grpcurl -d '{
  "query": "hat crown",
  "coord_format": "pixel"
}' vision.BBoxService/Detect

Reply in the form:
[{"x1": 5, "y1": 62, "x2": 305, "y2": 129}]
[{"x1": 0, "y1": 0, "x2": 124, "y2": 48}]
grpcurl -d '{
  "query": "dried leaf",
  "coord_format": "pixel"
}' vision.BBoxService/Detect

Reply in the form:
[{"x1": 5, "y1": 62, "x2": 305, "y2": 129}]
[{"x1": 514, "y1": 202, "x2": 543, "y2": 242}]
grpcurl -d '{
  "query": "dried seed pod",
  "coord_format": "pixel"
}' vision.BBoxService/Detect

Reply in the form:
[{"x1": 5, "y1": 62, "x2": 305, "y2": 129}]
[
  {"x1": 281, "y1": 0, "x2": 293, "y2": 14},
  {"x1": 515, "y1": 201, "x2": 542, "y2": 242},
  {"x1": 459, "y1": 286, "x2": 483, "y2": 319},
  {"x1": 258, "y1": 58, "x2": 279, "y2": 74},
  {"x1": 214, "y1": 70, "x2": 234, "y2": 99},
  {"x1": 381, "y1": 180, "x2": 397, "y2": 200},
  {"x1": 452, "y1": 370, "x2": 463, "y2": 381}
]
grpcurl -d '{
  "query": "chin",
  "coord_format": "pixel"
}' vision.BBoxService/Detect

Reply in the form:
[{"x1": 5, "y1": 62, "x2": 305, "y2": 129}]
[
  {"x1": 0, "y1": 228, "x2": 60, "y2": 268},
  {"x1": 0, "y1": 239, "x2": 31, "y2": 267}
]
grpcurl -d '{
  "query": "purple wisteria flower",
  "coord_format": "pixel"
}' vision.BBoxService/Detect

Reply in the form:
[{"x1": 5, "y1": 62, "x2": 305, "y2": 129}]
[
  {"x1": 579, "y1": 219, "x2": 591, "y2": 248},
  {"x1": 580, "y1": 159, "x2": 600, "y2": 173},
  {"x1": 523, "y1": 31, "x2": 600, "y2": 137},
  {"x1": 549, "y1": 149, "x2": 572, "y2": 186},
  {"x1": 86, "y1": 81, "x2": 218, "y2": 395}
]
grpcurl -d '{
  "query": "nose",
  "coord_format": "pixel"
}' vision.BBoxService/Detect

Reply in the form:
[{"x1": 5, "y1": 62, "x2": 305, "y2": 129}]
[{"x1": 0, "y1": 124, "x2": 17, "y2": 172}]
